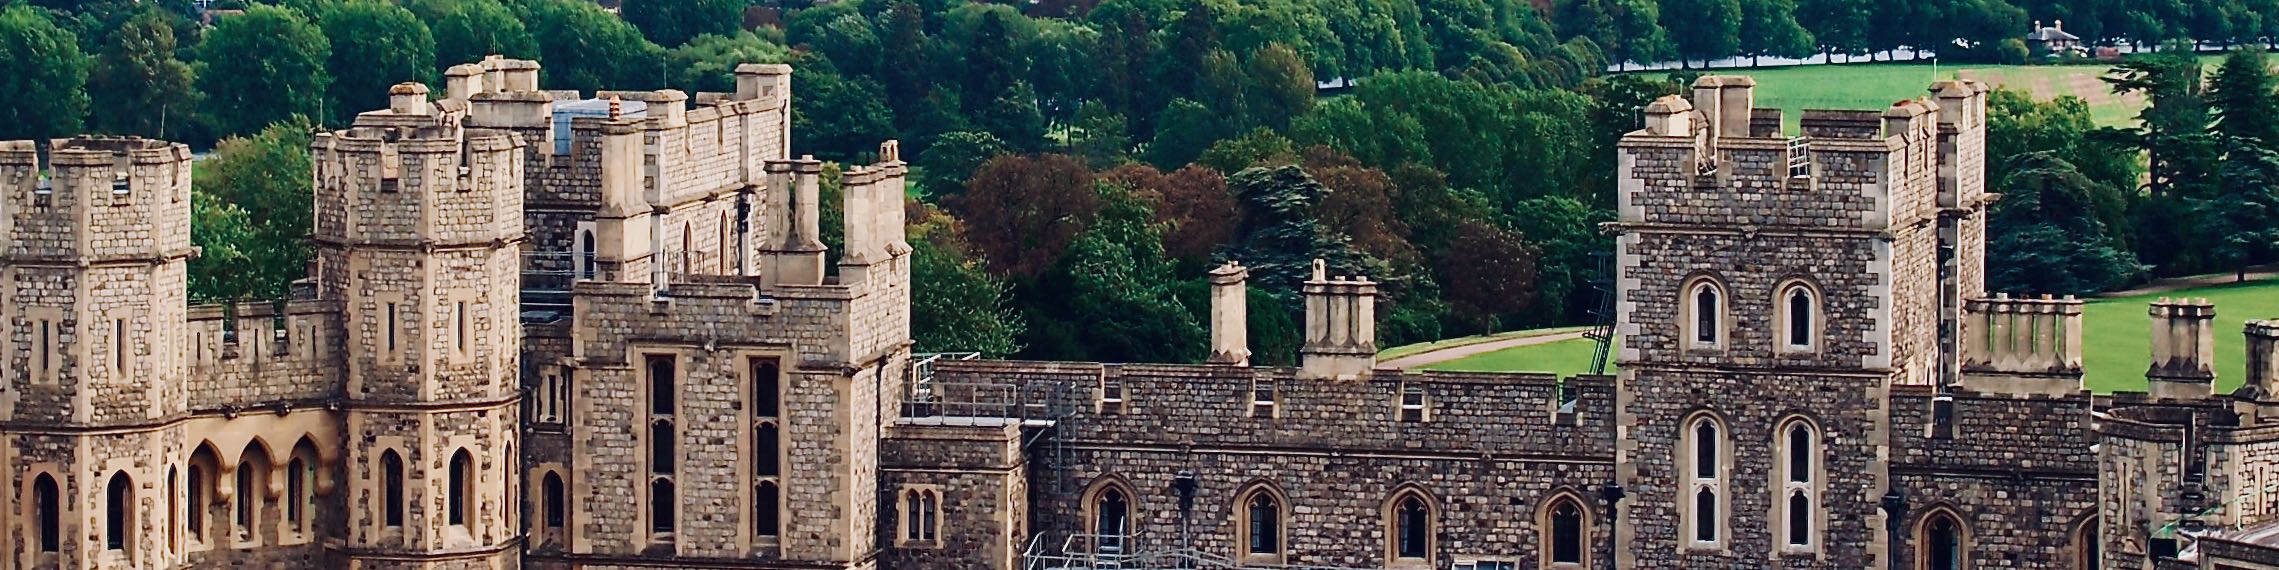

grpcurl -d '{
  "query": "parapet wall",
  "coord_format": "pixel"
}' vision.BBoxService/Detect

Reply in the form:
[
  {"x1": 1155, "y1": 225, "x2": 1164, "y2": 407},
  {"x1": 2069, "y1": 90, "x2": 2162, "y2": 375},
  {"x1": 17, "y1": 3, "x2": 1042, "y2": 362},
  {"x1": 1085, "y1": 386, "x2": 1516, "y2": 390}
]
[{"x1": 183, "y1": 300, "x2": 347, "y2": 410}]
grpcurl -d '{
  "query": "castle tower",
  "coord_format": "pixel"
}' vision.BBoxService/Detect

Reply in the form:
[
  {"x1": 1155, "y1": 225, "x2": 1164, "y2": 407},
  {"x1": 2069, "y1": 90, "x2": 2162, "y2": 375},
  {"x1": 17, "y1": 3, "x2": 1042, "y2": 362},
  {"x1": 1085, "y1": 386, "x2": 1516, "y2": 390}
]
[
  {"x1": 0, "y1": 136, "x2": 194, "y2": 569},
  {"x1": 313, "y1": 83, "x2": 525, "y2": 567},
  {"x1": 1611, "y1": 77, "x2": 1981, "y2": 567}
]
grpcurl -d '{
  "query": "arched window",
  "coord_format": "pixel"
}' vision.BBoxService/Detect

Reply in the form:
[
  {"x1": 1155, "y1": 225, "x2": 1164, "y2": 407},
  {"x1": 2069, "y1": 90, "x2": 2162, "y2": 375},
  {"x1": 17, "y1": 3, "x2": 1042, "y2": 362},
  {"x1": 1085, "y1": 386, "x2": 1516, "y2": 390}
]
[
  {"x1": 754, "y1": 358, "x2": 780, "y2": 418},
  {"x1": 1778, "y1": 282, "x2": 1819, "y2": 352},
  {"x1": 381, "y1": 450, "x2": 405, "y2": 528},
  {"x1": 755, "y1": 481, "x2": 780, "y2": 537},
  {"x1": 1683, "y1": 414, "x2": 1725, "y2": 547},
  {"x1": 2072, "y1": 515, "x2": 2099, "y2": 570},
  {"x1": 107, "y1": 472, "x2": 132, "y2": 551},
  {"x1": 680, "y1": 222, "x2": 692, "y2": 274},
  {"x1": 167, "y1": 467, "x2": 179, "y2": 552},
  {"x1": 1542, "y1": 496, "x2": 1589, "y2": 567},
  {"x1": 579, "y1": 229, "x2": 598, "y2": 279},
  {"x1": 899, "y1": 487, "x2": 940, "y2": 544},
  {"x1": 448, "y1": 449, "x2": 473, "y2": 526},
  {"x1": 1389, "y1": 491, "x2": 1435, "y2": 563},
  {"x1": 1098, "y1": 489, "x2": 1129, "y2": 539},
  {"x1": 1919, "y1": 509, "x2": 1968, "y2": 570},
  {"x1": 1237, "y1": 485, "x2": 1284, "y2": 560},
  {"x1": 650, "y1": 479, "x2": 676, "y2": 535},
  {"x1": 187, "y1": 464, "x2": 207, "y2": 542},
  {"x1": 34, "y1": 473, "x2": 59, "y2": 553},
  {"x1": 1778, "y1": 418, "x2": 1820, "y2": 551},
  {"x1": 235, "y1": 460, "x2": 259, "y2": 542},
  {"x1": 287, "y1": 457, "x2": 309, "y2": 534},
  {"x1": 1683, "y1": 278, "x2": 1725, "y2": 349},
  {"x1": 648, "y1": 356, "x2": 675, "y2": 415},
  {"x1": 719, "y1": 211, "x2": 732, "y2": 273},
  {"x1": 542, "y1": 472, "x2": 566, "y2": 530}
]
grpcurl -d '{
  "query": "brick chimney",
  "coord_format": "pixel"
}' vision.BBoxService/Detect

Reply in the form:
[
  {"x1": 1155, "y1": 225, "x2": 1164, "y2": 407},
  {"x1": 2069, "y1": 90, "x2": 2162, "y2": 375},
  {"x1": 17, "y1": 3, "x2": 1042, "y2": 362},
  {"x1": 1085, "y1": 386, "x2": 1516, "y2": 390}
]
[
  {"x1": 1299, "y1": 259, "x2": 1376, "y2": 380},
  {"x1": 1208, "y1": 261, "x2": 1250, "y2": 366},
  {"x1": 2148, "y1": 298, "x2": 2217, "y2": 400}
]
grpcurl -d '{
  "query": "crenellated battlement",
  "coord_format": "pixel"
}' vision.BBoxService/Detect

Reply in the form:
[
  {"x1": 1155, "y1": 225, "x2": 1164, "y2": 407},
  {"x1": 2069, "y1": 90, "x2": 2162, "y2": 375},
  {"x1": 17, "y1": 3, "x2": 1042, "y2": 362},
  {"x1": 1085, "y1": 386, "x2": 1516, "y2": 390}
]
[
  {"x1": 1960, "y1": 293, "x2": 2085, "y2": 395},
  {"x1": 0, "y1": 136, "x2": 193, "y2": 263}
]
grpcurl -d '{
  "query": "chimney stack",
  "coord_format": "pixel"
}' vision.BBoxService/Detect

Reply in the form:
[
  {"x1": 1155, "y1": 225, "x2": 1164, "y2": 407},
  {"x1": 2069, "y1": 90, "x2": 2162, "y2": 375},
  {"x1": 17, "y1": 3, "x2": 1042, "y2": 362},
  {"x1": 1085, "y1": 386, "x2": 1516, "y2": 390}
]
[
  {"x1": 1299, "y1": 259, "x2": 1377, "y2": 380},
  {"x1": 389, "y1": 83, "x2": 430, "y2": 116},
  {"x1": 2148, "y1": 298, "x2": 2217, "y2": 400},
  {"x1": 1959, "y1": 294, "x2": 2084, "y2": 395},
  {"x1": 758, "y1": 157, "x2": 826, "y2": 287},
  {"x1": 2248, "y1": 320, "x2": 2279, "y2": 393},
  {"x1": 444, "y1": 64, "x2": 486, "y2": 101},
  {"x1": 1642, "y1": 95, "x2": 1695, "y2": 137},
  {"x1": 1209, "y1": 262, "x2": 1250, "y2": 366}
]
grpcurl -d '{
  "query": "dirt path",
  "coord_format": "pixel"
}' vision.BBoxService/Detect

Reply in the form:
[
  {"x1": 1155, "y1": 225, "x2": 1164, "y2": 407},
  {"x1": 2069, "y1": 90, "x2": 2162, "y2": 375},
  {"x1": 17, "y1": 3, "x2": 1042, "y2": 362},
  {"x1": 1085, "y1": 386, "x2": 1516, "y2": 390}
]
[
  {"x1": 1377, "y1": 331, "x2": 1592, "y2": 370},
  {"x1": 2100, "y1": 264, "x2": 2279, "y2": 298}
]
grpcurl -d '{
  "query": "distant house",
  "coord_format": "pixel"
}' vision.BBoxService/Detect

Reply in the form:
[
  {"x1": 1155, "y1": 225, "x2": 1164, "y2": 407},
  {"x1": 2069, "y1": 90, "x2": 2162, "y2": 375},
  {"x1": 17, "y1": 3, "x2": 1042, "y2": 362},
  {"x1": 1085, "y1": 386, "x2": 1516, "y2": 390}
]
[{"x1": 2026, "y1": 20, "x2": 2083, "y2": 56}]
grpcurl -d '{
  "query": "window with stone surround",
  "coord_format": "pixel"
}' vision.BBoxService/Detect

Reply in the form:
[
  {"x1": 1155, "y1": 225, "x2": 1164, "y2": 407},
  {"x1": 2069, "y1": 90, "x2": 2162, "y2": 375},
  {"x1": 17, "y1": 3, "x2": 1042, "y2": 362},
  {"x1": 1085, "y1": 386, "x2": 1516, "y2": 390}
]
[
  {"x1": 1250, "y1": 378, "x2": 1277, "y2": 419},
  {"x1": 288, "y1": 456, "x2": 310, "y2": 536},
  {"x1": 542, "y1": 472, "x2": 566, "y2": 531},
  {"x1": 1917, "y1": 508, "x2": 1968, "y2": 570},
  {"x1": 1681, "y1": 277, "x2": 1727, "y2": 351},
  {"x1": 1100, "y1": 376, "x2": 1125, "y2": 415},
  {"x1": 1084, "y1": 478, "x2": 1136, "y2": 549},
  {"x1": 533, "y1": 366, "x2": 566, "y2": 426},
  {"x1": 753, "y1": 356, "x2": 783, "y2": 543},
  {"x1": 1538, "y1": 492, "x2": 1590, "y2": 568},
  {"x1": 756, "y1": 481, "x2": 781, "y2": 539},
  {"x1": 898, "y1": 486, "x2": 942, "y2": 548},
  {"x1": 1386, "y1": 488, "x2": 1437, "y2": 567},
  {"x1": 1400, "y1": 386, "x2": 1429, "y2": 422},
  {"x1": 1235, "y1": 483, "x2": 1285, "y2": 564},
  {"x1": 34, "y1": 473, "x2": 58, "y2": 553},
  {"x1": 1776, "y1": 281, "x2": 1821, "y2": 353},
  {"x1": 650, "y1": 479, "x2": 676, "y2": 536},
  {"x1": 1776, "y1": 417, "x2": 1820, "y2": 554},
  {"x1": 2070, "y1": 515, "x2": 2098, "y2": 569},
  {"x1": 106, "y1": 472, "x2": 132, "y2": 552},
  {"x1": 648, "y1": 354, "x2": 678, "y2": 543},
  {"x1": 448, "y1": 449, "x2": 473, "y2": 527},
  {"x1": 188, "y1": 462, "x2": 210, "y2": 544},
  {"x1": 167, "y1": 467, "x2": 179, "y2": 554},
  {"x1": 234, "y1": 459, "x2": 259, "y2": 543},
  {"x1": 1455, "y1": 560, "x2": 1520, "y2": 570},
  {"x1": 577, "y1": 226, "x2": 597, "y2": 280},
  {"x1": 381, "y1": 450, "x2": 405, "y2": 528},
  {"x1": 1681, "y1": 413, "x2": 1728, "y2": 549}
]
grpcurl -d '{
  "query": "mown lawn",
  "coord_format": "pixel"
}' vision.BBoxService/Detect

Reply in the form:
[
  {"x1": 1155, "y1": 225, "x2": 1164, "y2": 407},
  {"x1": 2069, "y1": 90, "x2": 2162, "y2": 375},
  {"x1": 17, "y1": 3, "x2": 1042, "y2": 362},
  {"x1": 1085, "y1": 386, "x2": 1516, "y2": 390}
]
[
  {"x1": 1425, "y1": 279, "x2": 2279, "y2": 393},
  {"x1": 1637, "y1": 62, "x2": 2148, "y2": 129}
]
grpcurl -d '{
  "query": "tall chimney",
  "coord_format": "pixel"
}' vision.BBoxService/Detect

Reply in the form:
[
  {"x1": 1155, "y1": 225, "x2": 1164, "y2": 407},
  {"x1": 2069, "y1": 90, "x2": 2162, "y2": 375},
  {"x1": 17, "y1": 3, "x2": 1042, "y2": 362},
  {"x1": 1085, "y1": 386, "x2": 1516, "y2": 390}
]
[
  {"x1": 2148, "y1": 298, "x2": 2217, "y2": 400},
  {"x1": 2248, "y1": 320, "x2": 2279, "y2": 393},
  {"x1": 1209, "y1": 262, "x2": 1250, "y2": 366},
  {"x1": 758, "y1": 157, "x2": 825, "y2": 287},
  {"x1": 1299, "y1": 259, "x2": 1377, "y2": 380},
  {"x1": 1959, "y1": 294, "x2": 2084, "y2": 395},
  {"x1": 1690, "y1": 76, "x2": 1726, "y2": 141}
]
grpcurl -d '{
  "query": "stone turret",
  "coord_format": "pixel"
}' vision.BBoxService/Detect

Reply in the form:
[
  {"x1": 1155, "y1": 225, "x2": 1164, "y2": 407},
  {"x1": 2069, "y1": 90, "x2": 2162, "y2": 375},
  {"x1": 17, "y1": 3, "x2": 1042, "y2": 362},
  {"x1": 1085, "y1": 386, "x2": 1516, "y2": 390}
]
[
  {"x1": 1960, "y1": 294, "x2": 2084, "y2": 395},
  {"x1": 1299, "y1": 259, "x2": 1376, "y2": 380},
  {"x1": 2147, "y1": 298, "x2": 2218, "y2": 400},
  {"x1": 1208, "y1": 261, "x2": 1250, "y2": 366}
]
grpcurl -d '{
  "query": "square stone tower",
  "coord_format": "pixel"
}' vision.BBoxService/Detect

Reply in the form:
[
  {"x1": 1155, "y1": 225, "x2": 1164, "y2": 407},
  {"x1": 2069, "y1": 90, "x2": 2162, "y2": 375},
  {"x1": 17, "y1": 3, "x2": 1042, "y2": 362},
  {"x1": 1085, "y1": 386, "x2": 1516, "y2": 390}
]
[{"x1": 1609, "y1": 76, "x2": 1988, "y2": 568}]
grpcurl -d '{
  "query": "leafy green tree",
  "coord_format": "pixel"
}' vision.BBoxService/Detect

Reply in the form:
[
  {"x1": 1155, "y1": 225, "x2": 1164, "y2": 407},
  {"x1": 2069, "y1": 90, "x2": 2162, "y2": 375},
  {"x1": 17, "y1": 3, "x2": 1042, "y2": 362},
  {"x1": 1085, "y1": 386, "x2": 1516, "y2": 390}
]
[
  {"x1": 1605, "y1": 0, "x2": 1672, "y2": 68},
  {"x1": 875, "y1": 1, "x2": 931, "y2": 123},
  {"x1": 1198, "y1": 128, "x2": 1299, "y2": 173},
  {"x1": 790, "y1": 64, "x2": 896, "y2": 162},
  {"x1": 1023, "y1": 183, "x2": 1205, "y2": 363},
  {"x1": 1985, "y1": 153, "x2": 2146, "y2": 294},
  {"x1": 1797, "y1": 0, "x2": 1872, "y2": 57},
  {"x1": 917, "y1": 131, "x2": 1010, "y2": 197},
  {"x1": 1736, "y1": 0, "x2": 1813, "y2": 64},
  {"x1": 1101, "y1": 164, "x2": 1237, "y2": 264},
  {"x1": 409, "y1": 0, "x2": 536, "y2": 68},
  {"x1": 1068, "y1": 102, "x2": 1132, "y2": 166},
  {"x1": 188, "y1": 190, "x2": 260, "y2": 301},
  {"x1": 192, "y1": 121, "x2": 316, "y2": 300},
  {"x1": 520, "y1": 0, "x2": 667, "y2": 93},
  {"x1": 1224, "y1": 165, "x2": 1365, "y2": 290},
  {"x1": 1144, "y1": 99, "x2": 1226, "y2": 170},
  {"x1": 2105, "y1": 52, "x2": 2217, "y2": 199},
  {"x1": 1986, "y1": 89, "x2": 2135, "y2": 242},
  {"x1": 0, "y1": 5, "x2": 88, "y2": 142},
  {"x1": 668, "y1": 32, "x2": 791, "y2": 95},
  {"x1": 621, "y1": 0, "x2": 744, "y2": 49},
  {"x1": 87, "y1": 10, "x2": 192, "y2": 139},
  {"x1": 907, "y1": 205, "x2": 1025, "y2": 355},
  {"x1": 321, "y1": 1, "x2": 434, "y2": 124},
  {"x1": 1243, "y1": 44, "x2": 1315, "y2": 130},
  {"x1": 196, "y1": 4, "x2": 328, "y2": 137},
  {"x1": 2204, "y1": 142, "x2": 2279, "y2": 281},
  {"x1": 1658, "y1": 0, "x2": 1739, "y2": 66},
  {"x1": 2209, "y1": 48, "x2": 2279, "y2": 145}
]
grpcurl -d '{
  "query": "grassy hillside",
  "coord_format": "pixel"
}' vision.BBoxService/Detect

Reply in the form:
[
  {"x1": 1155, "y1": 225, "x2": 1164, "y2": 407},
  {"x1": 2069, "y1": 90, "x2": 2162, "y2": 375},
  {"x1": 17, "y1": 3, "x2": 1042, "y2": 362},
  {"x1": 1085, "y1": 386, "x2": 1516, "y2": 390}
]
[
  {"x1": 1640, "y1": 62, "x2": 2151, "y2": 129},
  {"x1": 1425, "y1": 279, "x2": 2279, "y2": 393}
]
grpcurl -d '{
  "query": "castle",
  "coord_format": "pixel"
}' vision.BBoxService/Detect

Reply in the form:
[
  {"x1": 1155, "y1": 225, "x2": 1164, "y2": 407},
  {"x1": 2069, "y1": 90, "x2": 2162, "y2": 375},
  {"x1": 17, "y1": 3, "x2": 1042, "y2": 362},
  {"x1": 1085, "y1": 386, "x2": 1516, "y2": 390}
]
[{"x1": 0, "y1": 57, "x2": 2274, "y2": 570}]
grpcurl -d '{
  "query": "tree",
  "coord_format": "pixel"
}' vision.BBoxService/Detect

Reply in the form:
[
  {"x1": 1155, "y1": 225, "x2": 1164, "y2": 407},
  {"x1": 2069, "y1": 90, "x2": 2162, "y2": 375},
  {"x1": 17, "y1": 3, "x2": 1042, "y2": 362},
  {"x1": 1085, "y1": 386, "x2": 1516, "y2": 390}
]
[
  {"x1": 908, "y1": 204, "x2": 1025, "y2": 355},
  {"x1": 1144, "y1": 99, "x2": 1225, "y2": 170},
  {"x1": 668, "y1": 32, "x2": 791, "y2": 95},
  {"x1": 1797, "y1": 0, "x2": 1872, "y2": 58},
  {"x1": 790, "y1": 65, "x2": 896, "y2": 162},
  {"x1": 916, "y1": 131, "x2": 1011, "y2": 198},
  {"x1": 1605, "y1": 0, "x2": 1672, "y2": 67},
  {"x1": 1198, "y1": 128, "x2": 1299, "y2": 173},
  {"x1": 520, "y1": 0, "x2": 667, "y2": 93},
  {"x1": 196, "y1": 4, "x2": 329, "y2": 137},
  {"x1": 87, "y1": 10, "x2": 193, "y2": 139},
  {"x1": 0, "y1": 5, "x2": 89, "y2": 141},
  {"x1": 1101, "y1": 164, "x2": 1238, "y2": 264},
  {"x1": 1243, "y1": 44, "x2": 1315, "y2": 130},
  {"x1": 1434, "y1": 220, "x2": 1540, "y2": 330},
  {"x1": 1985, "y1": 89, "x2": 2135, "y2": 244},
  {"x1": 1225, "y1": 165, "x2": 1364, "y2": 290},
  {"x1": 188, "y1": 190, "x2": 260, "y2": 302},
  {"x1": 2203, "y1": 142, "x2": 2279, "y2": 281},
  {"x1": 2209, "y1": 48, "x2": 2279, "y2": 146},
  {"x1": 953, "y1": 154, "x2": 1102, "y2": 278},
  {"x1": 1657, "y1": 0, "x2": 1740, "y2": 66},
  {"x1": 1023, "y1": 183, "x2": 1205, "y2": 363},
  {"x1": 1985, "y1": 153, "x2": 2146, "y2": 294},
  {"x1": 621, "y1": 0, "x2": 745, "y2": 49},
  {"x1": 1736, "y1": 0, "x2": 1813, "y2": 65},
  {"x1": 192, "y1": 121, "x2": 316, "y2": 300},
  {"x1": 2105, "y1": 53, "x2": 2217, "y2": 199},
  {"x1": 321, "y1": 1, "x2": 435, "y2": 124},
  {"x1": 409, "y1": 0, "x2": 536, "y2": 68}
]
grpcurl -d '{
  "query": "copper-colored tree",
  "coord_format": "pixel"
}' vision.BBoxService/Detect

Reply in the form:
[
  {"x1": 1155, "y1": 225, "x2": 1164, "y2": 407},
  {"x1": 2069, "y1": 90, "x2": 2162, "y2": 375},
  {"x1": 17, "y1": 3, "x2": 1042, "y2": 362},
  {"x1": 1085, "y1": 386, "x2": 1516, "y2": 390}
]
[
  {"x1": 1435, "y1": 220, "x2": 1542, "y2": 329},
  {"x1": 951, "y1": 154, "x2": 1101, "y2": 278},
  {"x1": 1102, "y1": 164, "x2": 1238, "y2": 263}
]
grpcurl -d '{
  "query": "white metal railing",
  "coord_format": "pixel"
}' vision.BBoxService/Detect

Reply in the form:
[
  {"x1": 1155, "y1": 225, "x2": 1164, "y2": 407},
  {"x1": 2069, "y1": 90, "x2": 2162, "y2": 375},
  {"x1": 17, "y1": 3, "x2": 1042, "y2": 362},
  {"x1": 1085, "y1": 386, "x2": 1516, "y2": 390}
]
[{"x1": 1024, "y1": 532, "x2": 1380, "y2": 570}]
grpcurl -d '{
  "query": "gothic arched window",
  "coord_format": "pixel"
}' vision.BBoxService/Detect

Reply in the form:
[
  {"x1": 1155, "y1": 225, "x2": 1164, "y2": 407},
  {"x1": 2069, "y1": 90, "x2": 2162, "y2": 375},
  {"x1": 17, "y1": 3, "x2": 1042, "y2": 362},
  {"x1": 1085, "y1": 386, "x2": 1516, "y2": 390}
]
[
  {"x1": 1389, "y1": 491, "x2": 1434, "y2": 562},
  {"x1": 34, "y1": 473, "x2": 59, "y2": 553},
  {"x1": 1683, "y1": 277, "x2": 1726, "y2": 349},
  {"x1": 381, "y1": 450, "x2": 405, "y2": 528},
  {"x1": 448, "y1": 449, "x2": 473, "y2": 527},
  {"x1": 1684, "y1": 413, "x2": 1725, "y2": 547},
  {"x1": 542, "y1": 472, "x2": 566, "y2": 530},
  {"x1": 1544, "y1": 495, "x2": 1589, "y2": 567},
  {"x1": 1238, "y1": 484, "x2": 1284, "y2": 560},
  {"x1": 1779, "y1": 418, "x2": 1820, "y2": 551},
  {"x1": 107, "y1": 472, "x2": 132, "y2": 552},
  {"x1": 1777, "y1": 281, "x2": 1820, "y2": 352},
  {"x1": 1919, "y1": 509, "x2": 1968, "y2": 570}
]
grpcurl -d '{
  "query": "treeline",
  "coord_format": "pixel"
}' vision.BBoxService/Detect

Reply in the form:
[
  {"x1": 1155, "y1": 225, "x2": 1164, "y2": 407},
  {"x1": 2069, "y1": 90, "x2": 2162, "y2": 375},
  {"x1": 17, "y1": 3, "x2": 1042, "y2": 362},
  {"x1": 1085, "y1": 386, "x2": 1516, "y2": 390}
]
[{"x1": 1982, "y1": 48, "x2": 2279, "y2": 295}]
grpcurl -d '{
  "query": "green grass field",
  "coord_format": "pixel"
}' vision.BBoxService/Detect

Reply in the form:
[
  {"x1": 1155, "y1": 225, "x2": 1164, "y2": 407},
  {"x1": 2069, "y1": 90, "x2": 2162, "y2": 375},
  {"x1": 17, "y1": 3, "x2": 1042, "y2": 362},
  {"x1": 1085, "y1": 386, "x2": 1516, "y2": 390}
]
[
  {"x1": 1424, "y1": 279, "x2": 2279, "y2": 393},
  {"x1": 1642, "y1": 61, "x2": 2170, "y2": 129}
]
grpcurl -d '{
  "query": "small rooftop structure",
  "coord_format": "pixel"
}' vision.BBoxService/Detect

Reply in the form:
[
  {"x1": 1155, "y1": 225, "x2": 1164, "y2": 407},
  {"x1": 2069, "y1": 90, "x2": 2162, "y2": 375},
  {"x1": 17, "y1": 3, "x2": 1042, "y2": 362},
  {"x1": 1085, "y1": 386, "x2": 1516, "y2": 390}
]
[{"x1": 2026, "y1": 20, "x2": 2083, "y2": 55}]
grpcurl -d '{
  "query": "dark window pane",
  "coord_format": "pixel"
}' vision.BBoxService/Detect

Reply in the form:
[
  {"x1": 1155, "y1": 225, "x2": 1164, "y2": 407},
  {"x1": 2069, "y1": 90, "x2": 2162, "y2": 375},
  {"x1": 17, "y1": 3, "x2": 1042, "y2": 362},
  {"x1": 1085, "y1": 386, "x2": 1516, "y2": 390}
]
[{"x1": 1551, "y1": 501, "x2": 1583, "y2": 563}]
